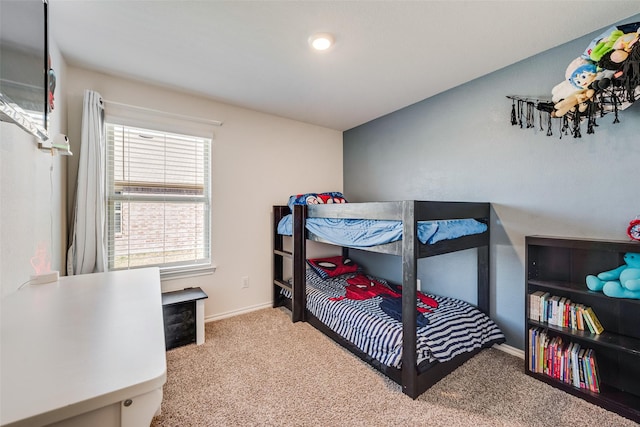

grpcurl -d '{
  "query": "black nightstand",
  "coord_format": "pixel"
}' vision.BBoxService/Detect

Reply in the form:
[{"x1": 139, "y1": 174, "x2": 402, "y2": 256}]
[{"x1": 161, "y1": 287, "x2": 208, "y2": 350}]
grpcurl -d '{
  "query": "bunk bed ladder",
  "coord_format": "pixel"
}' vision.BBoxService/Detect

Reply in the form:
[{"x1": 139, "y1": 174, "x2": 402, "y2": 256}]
[
  {"x1": 273, "y1": 205, "x2": 292, "y2": 310},
  {"x1": 272, "y1": 205, "x2": 306, "y2": 322}
]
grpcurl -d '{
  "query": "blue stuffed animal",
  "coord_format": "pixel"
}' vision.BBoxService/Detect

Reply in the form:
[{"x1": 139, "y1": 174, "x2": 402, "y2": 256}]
[{"x1": 586, "y1": 252, "x2": 640, "y2": 299}]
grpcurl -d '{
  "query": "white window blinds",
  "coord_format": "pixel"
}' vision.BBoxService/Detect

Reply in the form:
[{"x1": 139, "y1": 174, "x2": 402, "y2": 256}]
[{"x1": 106, "y1": 123, "x2": 211, "y2": 274}]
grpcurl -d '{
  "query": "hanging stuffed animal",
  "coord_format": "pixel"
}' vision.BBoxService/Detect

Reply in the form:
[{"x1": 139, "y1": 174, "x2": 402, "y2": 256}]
[
  {"x1": 599, "y1": 30, "x2": 639, "y2": 71},
  {"x1": 587, "y1": 27, "x2": 624, "y2": 63},
  {"x1": 552, "y1": 57, "x2": 599, "y2": 117},
  {"x1": 553, "y1": 89, "x2": 595, "y2": 117},
  {"x1": 596, "y1": 23, "x2": 640, "y2": 105}
]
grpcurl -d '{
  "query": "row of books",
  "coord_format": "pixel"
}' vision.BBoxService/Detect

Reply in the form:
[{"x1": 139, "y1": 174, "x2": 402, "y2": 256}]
[
  {"x1": 528, "y1": 327, "x2": 600, "y2": 393},
  {"x1": 528, "y1": 291, "x2": 604, "y2": 334}
]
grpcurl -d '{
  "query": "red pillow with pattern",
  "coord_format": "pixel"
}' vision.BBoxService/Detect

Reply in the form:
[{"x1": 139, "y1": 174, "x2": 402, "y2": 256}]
[{"x1": 307, "y1": 256, "x2": 360, "y2": 279}]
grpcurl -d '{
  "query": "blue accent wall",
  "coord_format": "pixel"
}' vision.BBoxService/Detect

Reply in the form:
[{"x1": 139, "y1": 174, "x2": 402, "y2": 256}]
[{"x1": 343, "y1": 14, "x2": 640, "y2": 349}]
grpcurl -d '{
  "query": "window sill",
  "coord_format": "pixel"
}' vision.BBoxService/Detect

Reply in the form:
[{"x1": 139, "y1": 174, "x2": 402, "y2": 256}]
[{"x1": 160, "y1": 265, "x2": 216, "y2": 281}]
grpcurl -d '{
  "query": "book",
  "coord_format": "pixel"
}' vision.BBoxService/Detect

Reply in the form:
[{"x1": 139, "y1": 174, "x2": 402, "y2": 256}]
[
  {"x1": 539, "y1": 331, "x2": 548, "y2": 374},
  {"x1": 564, "y1": 299, "x2": 571, "y2": 328},
  {"x1": 568, "y1": 303, "x2": 575, "y2": 330},
  {"x1": 560, "y1": 298, "x2": 570, "y2": 328},
  {"x1": 549, "y1": 295, "x2": 561, "y2": 326},
  {"x1": 529, "y1": 291, "x2": 544, "y2": 321},
  {"x1": 540, "y1": 331, "x2": 548, "y2": 374},
  {"x1": 541, "y1": 293, "x2": 550, "y2": 323},
  {"x1": 558, "y1": 297, "x2": 567, "y2": 327},
  {"x1": 583, "y1": 349, "x2": 592, "y2": 391},
  {"x1": 582, "y1": 308, "x2": 596, "y2": 334},
  {"x1": 583, "y1": 307, "x2": 604, "y2": 334},
  {"x1": 570, "y1": 342, "x2": 581, "y2": 388},
  {"x1": 589, "y1": 350, "x2": 601, "y2": 393},
  {"x1": 529, "y1": 328, "x2": 537, "y2": 371},
  {"x1": 539, "y1": 292, "x2": 550, "y2": 322},
  {"x1": 575, "y1": 304, "x2": 585, "y2": 330},
  {"x1": 578, "y1": 348, "x2": 586, "y2": 389},
  {"x1": 560, "y1": 341, "x2": 568, "y2": 381}
]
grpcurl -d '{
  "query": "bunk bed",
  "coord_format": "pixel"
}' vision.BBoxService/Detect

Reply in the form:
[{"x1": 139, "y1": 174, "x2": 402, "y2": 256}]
[{"x1": 272, "y1": 199, "x2": 505, "y2": 399}]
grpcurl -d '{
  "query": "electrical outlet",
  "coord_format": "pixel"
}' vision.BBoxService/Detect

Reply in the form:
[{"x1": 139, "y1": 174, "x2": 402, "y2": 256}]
[{"x1": 241, "y1": 276, "x2": 249, "y2": 288}]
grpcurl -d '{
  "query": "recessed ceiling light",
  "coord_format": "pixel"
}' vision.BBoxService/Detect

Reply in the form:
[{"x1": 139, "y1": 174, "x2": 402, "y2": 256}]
[{"x1": 309, "y1": 33, "x2": 334, "y2": 51}]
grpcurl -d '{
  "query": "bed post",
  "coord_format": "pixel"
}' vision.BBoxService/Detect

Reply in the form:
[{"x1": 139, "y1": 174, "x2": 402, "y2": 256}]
[
  {"x1": 477, "y1": 244, "x2": 490, "y2": 315},
  {"x1": 476, "y1": 203, "x2": 490, "y2": 315},
  {"x1": 401, "y1": 201, "x2": 419, "y2": 398},
  {"x1": 292, "y1": 204, "x2": 307, "y2": 322}
]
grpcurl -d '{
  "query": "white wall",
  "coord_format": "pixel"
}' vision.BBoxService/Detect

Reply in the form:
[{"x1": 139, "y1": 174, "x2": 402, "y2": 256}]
[
  {"x1": 65, "y1": 67, "x2": 343, "y2": 320},
  {"x1": 1, "y1": 41, "x2": 68, "y2": 297}
]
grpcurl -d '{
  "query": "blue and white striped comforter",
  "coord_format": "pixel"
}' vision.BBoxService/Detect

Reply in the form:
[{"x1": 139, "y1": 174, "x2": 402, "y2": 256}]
[{"x1": 290, "y1": 270, "x2": 505, "y2": 368}]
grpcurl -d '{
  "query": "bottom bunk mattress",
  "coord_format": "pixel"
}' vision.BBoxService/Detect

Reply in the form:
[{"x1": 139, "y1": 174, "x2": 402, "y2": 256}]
[{"x1": 284, "y1": 270, "x2": 505, "y2": 369}]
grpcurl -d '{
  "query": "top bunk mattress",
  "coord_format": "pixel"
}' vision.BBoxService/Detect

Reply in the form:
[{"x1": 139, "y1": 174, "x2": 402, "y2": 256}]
[{"x1": 277, "y1": 214, "x2": 487, "y2": 247}]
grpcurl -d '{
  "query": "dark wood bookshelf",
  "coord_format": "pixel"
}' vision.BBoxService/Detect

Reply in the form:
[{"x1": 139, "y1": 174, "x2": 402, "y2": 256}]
[{"x1": 525, "y1": 236, "x2": 640, "y2": 423}]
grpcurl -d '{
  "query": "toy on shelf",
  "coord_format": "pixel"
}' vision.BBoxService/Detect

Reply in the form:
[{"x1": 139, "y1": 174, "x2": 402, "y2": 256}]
[{"x1": 586, "y1": 252, "x2": 640, "y2": 299}]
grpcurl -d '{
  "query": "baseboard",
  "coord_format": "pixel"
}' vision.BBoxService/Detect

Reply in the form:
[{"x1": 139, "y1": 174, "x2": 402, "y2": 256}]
[
  {"x1": 493, "y1": 342, "x2": 525, "y2": 359},
  {"x1": 205, "y1": 302, "x2": 273, "y2": 323}
]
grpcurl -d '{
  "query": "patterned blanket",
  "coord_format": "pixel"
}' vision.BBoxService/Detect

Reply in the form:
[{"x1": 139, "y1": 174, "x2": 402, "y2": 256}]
[{"x1": 286, "y1": 270, "x2": 505, "y2": 368}]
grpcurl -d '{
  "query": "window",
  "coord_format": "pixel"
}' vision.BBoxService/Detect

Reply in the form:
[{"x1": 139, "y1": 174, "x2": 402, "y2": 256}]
[{"x1": 106, "y1": 123, "x2": 212, "y2": 276}]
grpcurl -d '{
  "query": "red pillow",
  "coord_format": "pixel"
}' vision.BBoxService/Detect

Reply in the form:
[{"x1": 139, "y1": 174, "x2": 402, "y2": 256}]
[{"x1": 307, "y1": 256, "x2": 360, "y2": 279}]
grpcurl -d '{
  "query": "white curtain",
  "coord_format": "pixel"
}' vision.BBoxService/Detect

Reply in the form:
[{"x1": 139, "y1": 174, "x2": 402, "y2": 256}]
[{"x1": 67, "y1": 90, "x2": 107, "y2": 275}]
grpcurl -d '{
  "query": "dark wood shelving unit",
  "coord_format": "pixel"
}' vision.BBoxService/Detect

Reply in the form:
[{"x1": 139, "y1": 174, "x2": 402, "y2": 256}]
[{"x1": 525, "y1": 236, "x2": 640, "y2": 423}]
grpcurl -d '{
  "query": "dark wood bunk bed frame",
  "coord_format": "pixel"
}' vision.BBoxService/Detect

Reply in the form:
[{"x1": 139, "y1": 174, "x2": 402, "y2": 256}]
[{"x1": 272, "y1": 200, "x2": 492, "y2": 399}]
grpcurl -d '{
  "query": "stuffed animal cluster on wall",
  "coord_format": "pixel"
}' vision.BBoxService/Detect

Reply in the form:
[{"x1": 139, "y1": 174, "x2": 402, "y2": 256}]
[
  {"x1": 552, "y1": 22, "x2": 640, "y2": 119},
  {"x1": 509, "y1": 21, "x2": 640, "y2": 138},
  {"x1": 586, "y1": 252, "x2": 640, "y2": 299}
]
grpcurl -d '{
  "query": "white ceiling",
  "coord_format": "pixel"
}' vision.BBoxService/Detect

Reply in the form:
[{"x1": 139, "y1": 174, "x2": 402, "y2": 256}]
[{"x1": 50, "y1": 1, "x2": 640, "y2": 131}]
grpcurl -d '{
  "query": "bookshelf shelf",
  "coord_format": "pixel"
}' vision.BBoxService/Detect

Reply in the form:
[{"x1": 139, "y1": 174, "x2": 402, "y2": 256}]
[
  {"x1": 525, "y1": 236, "x2": 640, "y2": 423},
  {"x1": 527, "y1": 319, "x2": 640, "y2": 355},
  {"x1": 530, "y1": 372, "x2": 640, "y2": 415}
]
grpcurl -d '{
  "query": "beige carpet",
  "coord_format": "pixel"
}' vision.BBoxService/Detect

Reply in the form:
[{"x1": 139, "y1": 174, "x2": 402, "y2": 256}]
[{"x1": 151, "y1": 307, "x2": 636, "y2": 427}]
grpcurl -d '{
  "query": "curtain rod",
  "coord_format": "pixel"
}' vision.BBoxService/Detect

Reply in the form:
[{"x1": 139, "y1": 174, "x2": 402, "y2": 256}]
[{"x1": 102, "y1": 99, "x2": 223, "y2": 127}]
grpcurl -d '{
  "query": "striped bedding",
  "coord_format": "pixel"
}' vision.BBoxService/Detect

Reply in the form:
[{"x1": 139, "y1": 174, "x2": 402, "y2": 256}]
[{"x1": 286, "y1": 269, "x2": 505, "y2": 368}]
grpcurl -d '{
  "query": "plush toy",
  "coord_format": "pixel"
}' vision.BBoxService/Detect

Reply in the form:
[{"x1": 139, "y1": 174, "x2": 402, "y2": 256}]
[
  {"x1": 586, "y1": 252, "x2": 640, "y2": 299},
  {"x1": 551, "y1": 57, "x2": 600, "y2": 117},
  {"x1": 588, "y1": 28, "x2": 624, "y2": 62},
  {"x1": 599, "y1": 31, "x2": 639, "y2": 71},
  {"x1": 551, "y1": 80, "x2": 577, "y2": 103},
  {"x1": 553, "y1": 88, "x2": 595, "y2": 117},
  {"x1": 566, "y1": 57, "x2": 599, "y2": 90}
]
